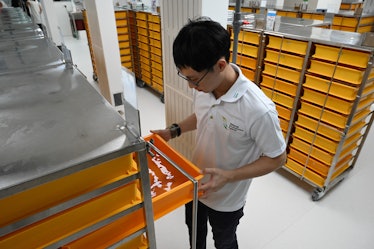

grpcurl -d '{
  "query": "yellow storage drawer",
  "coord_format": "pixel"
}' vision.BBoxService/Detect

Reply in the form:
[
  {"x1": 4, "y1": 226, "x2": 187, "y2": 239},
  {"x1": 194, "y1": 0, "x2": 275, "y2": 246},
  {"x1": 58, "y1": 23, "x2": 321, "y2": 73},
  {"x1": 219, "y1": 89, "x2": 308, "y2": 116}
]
[
  {"x1": 295, "y1": 114, "x2": 365, "y2": 142},
  {"x1": 119, "y1": 41, "x2": 130, "y2": 49},
  {"x1": 236, "y1": 54, "x2": 257, "y2": 69},
  {"x1": 141, "y1": 68, "x2": 151, "y2": 79},
  {"x1": 308, "y1": 59, "x2": 366, "y2": 85},
  {"x1": 333, "y1": 16, "x2": 343, "y2": 25},
  {"x1": 276, "y1": 104, "x2": 292, "y2": 120},
  {"x1": 120, "y1": 47, "x2": 131, "y2": 55},
  {"x1": 117, "y1": 34, "x2": 129, "y2": 42},
  {"x1": 139, "y1": 48, "x2": 150, "y2": 58},
  {"x1": 116, "y1": 19, "x2": 127, "y2": 27},
  {"x1": 293, "y1": 125, "x2": 360, "y2": 154},
  {"x1": 233, "y1": 43, "x2": 259, "y2": 58},
  {"x1": 261, "y1": 74, "x2": 297, "y2": 96},
  {"x1": 117, "y1": 27, "x2": 128, "y2": 34},
  {"x1": 152, "y1": 81, "x2": 164, "y2": 93},
  {"x1": 341, "y1": 17, "x2": 358, "y2": 28},
  {"x1": 267, "y1": 36, "x2": 308, "y2": 55},
  {"x1": 150, "y1": 46, "x2": 162, "y2": 56},
  {"x1": 299, "y1": 101, "x2": 371, "y2": 129},
  {"x1": 150, "y1": 38, "x2": 162, "y2": 48},
  {"x1": 152, "y1": 68, "x2": 163, "y2": 78},
  {"x1": 285, "y1": 156, "x2": 351, "y2": 188},
  {"x1": 263, "y1": 62, "x2": 301, "y2": 83},
  {"x1": 360, "y1": 16, "x2": 374, "y2": 25},
  {"x1": 302, "y1": 13, "x2": 313, "y2": 19},
  {"x1": 285, "y1": 158, "x2": 326, "y2": 187},
  {"x1": 279, "y1": 117, "x2": 290, "y2": 132},
  {"x1": 137, "y1": 27, "x2": 148, "y2": 36},
  {"x1": 241, "y1": 67, "x2": 255, "y2": 81},
  {"x1": 301, "y1": 88, "x2": 355, "y2": 115},
  {"x1": 312, "y1": 44, "x2": 370, "y2": 68},
  {"x1": 136, "y1": 12, "x2": 147, "y2": 21},
  {"x1": 304, "y1": 74, "x2": 358, "y2": 101},
  {"x1": 149, "y1": 30, "x2": 161, "y2": 40},
  {"x1": 122, "y1": 61, "x2": 132, "y2": 69},
  {"x1": 138, "y1": 42, "x2": 149, "y2": 51},
  {"x1": 121, "y1": 55, "x2": 132, "y2": 63},
  {"x1": 357, "y1": 25, "x2": 373, "y2": 33},
  {"x1": 265, "y1": 49, "x2": 305, "y2": 69},
  {"x1": 115, "y1": 11, "x2": 127, "y2": 19},
  {"x1": 152, "y1": 75, "x2": 163, "y2": 85},
  {"x1": 288, "y1": 147, "x2": 330, "y2": 176},
  {"x1": 138, "y1": 34, "x2": 148, "y2": 44},
  {"x1": 151, "y1": 53, "x2": 162, "y2": 64},
  {"x1": 262, "y1": 87, "x2": 295, "y2": 109},
  {"x1": 136, "y1": 20, "x2": 147, "y2": 29},
  {"x1": 236, "y1": 30, "x2": 261, "y2": 45},
  {"x1": 149, "y1": 22, "x2": 161, "y2": 32},
  {"x1": 151, "y1": 60, "x2": 162, "y2": 71},
  {"x1": 148, "y1": 14, "x2": 160, "y2": 24},
  {"x1": 0, "y1": 181, "x2": 142, "y2": 249},
  {"x1": 0, "y1": 155, "x2": 137, "y2": 228}
]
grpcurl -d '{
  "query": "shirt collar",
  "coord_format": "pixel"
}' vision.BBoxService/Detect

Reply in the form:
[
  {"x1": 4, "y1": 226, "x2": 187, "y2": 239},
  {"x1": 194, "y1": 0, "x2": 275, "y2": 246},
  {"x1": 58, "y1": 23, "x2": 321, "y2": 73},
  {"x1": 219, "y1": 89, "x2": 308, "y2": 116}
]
[{"x1": 218, "y1": 63, "x2": 250, "y2": 103}]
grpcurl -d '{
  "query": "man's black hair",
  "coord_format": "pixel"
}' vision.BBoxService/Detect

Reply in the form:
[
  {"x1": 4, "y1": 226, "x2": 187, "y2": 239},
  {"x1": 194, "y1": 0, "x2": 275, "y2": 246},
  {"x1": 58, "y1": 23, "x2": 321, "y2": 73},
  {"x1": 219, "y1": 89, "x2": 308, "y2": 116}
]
[{"x1": 173, "y1": 17, "x2": 231, "y2": 72}]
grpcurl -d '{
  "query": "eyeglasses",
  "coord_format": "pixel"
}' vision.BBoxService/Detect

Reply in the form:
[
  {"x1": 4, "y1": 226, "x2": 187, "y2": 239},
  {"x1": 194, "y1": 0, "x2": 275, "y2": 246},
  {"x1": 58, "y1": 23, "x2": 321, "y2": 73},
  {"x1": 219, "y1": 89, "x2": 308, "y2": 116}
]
[{"x1": 177, "y1": 70, "x2": 210, "y2": 87}]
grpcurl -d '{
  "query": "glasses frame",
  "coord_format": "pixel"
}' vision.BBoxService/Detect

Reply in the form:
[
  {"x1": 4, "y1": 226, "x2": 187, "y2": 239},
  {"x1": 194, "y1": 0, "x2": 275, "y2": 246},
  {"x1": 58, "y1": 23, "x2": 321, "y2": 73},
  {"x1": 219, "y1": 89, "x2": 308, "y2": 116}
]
[{"x1": 177, "y1": 69, "x2": 210, "y2": 87}]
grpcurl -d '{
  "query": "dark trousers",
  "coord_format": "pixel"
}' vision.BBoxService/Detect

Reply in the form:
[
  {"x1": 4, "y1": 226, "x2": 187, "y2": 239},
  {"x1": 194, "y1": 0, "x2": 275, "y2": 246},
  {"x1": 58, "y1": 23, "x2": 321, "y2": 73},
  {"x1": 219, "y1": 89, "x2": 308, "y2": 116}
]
[{"x1": 185, "y1": 201, "x2": 244, "y2": 249}]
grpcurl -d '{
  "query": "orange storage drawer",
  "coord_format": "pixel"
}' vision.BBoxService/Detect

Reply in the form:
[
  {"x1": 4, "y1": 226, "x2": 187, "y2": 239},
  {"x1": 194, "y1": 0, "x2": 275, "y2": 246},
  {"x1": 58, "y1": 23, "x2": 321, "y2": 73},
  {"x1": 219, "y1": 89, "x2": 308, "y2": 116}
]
[
  {"x1": 262, "y1": 86, "x2": 295, "y2": 108},
  {"x1": 148, "y1": 14, "x2": 160, "y2": 24},
  {"x1": 233, "y1": 43, "x2": 259, "y2": 58},
  {"x1": 241, "y1": 67, "x2": 255, "y2": 81},
  {"x1": 267, "y1": 35, "x2": 308, "y2": 55},
  {"x1": 261, "y1": 74, "x2": 298, "y2": 96},
  {"x1": 115, "y1": 11, "x2": 127, "y2": 19},
  {"x1": 312, "y1": 44, "x2": 370, "y2": 68},
  {"x1": 144, "y1": 134, "x2": 203, "y2": 218},
  {"x1": 265, "y1": 49, "x2": 305, "y2": 69},
  {"x1": 301, "y1": 88, "x2": 355, "y2": 115},
  {"x1": 0, "y1": 181, "x2": 142, "y2": 249},
  {"x1": 235, "y1": 30, "x2": 261, "y2": 45},
  {"x1": 304, "y1": 74, "x2": 358, "y2": 101},
  {"x1": 263, "y1": 62, "x2": 301, "y2": 83},
  {"x1": 0, "y1": 155, "x2": 137, "y2": 228},
  {"x1": 276, "y1": 104, "x2": 292, "y2": 120},
  {"x1": 236, "y1": 54, "x2": 257, "y2": 69},
  {"x1": 149, "y1": 30, "x2": 161, "y2": 40}
]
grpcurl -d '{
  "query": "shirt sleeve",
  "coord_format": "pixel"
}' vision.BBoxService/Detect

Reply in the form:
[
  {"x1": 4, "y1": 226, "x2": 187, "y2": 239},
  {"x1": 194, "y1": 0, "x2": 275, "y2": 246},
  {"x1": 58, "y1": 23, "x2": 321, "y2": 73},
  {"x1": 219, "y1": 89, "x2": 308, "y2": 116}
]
[{"x1": 250, "y1": 110, "x2": 287, "y2": 158}]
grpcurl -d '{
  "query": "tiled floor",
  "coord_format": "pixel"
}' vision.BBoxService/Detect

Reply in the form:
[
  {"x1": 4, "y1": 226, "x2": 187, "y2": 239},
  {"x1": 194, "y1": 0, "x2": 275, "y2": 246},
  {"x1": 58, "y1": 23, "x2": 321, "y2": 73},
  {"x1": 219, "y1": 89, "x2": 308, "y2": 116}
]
[{"x1": 65, "y1": 32, "x2": 374, "y2": 249}]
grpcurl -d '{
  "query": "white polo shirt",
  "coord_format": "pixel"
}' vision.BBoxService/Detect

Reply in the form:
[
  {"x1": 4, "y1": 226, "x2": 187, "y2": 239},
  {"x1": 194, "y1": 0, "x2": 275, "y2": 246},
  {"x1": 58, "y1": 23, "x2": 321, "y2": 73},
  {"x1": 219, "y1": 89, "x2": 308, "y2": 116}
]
[{"x1": 192, "y1": 64, "x2": 286, "y2": 212}]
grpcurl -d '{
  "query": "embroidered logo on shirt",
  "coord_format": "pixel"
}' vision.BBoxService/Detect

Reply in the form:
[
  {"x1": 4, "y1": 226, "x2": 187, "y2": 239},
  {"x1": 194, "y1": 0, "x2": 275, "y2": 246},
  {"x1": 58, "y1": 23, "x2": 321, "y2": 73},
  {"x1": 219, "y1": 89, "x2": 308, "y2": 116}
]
[{"x1": 222, "y1": 116, "x2": 244, "y2": 132}]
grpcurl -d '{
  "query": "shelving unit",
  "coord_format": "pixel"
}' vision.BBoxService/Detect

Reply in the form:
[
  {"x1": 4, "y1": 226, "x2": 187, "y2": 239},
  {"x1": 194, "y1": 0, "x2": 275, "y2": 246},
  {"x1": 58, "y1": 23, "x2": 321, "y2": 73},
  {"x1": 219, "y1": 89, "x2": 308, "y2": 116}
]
[
  {"x1": 0, "y1": 8, "x2": 156, "y2": 248},
  {"x1": 230, "y1": 20, "x2": 374, "y2": 200},
  {"x1": 113, "y1": 8, "x2": 164, "y2": 102}
]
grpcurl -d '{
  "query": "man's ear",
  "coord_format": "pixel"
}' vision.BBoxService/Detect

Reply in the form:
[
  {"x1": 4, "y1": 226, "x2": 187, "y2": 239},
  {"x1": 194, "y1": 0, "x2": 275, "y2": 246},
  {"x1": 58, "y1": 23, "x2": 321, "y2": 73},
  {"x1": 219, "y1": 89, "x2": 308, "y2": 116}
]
[{"x1": 216, "y1": 58, "x2": 227, "y2": 72}]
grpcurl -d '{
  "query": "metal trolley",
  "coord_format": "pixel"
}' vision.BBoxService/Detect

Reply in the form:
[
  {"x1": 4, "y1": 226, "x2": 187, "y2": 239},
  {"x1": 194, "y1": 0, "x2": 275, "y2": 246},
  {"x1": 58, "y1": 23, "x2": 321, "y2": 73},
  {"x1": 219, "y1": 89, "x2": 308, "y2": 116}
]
[{"x1": 230, "y1": 3, "x2": 374, "y2": 200}]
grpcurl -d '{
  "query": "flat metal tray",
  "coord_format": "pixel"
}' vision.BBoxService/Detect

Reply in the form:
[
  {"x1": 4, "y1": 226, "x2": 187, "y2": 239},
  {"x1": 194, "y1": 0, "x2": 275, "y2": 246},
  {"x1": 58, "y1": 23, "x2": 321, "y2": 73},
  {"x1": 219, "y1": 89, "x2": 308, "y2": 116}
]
[{"x1": 0, "y1": 64, "x2": 142, "y2": 198}]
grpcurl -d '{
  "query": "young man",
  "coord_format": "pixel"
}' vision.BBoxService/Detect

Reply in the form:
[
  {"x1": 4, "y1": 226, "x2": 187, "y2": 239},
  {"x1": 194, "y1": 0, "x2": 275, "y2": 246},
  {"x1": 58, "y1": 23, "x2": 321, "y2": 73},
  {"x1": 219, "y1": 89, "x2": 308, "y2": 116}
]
[{"x1": 151, "y1": 17, "x2": 287, "y2": 249}]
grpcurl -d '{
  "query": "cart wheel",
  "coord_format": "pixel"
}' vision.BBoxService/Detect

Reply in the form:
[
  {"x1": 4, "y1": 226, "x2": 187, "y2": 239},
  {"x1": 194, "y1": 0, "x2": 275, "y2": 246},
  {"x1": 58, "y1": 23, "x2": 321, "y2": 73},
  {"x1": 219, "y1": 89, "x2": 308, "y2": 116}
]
[
  {"x1": 160, "y1": 94, "x2": 164, "y2": 103},
  {"x1": 136, "y1": 79, "x2": 146, "y2": 88},
  {"x1": 93, "y1": 74, "x2": 98, "y2": 81},
  {"x1": 312, "y1": 187, "x2": 325, "y2": 201}
]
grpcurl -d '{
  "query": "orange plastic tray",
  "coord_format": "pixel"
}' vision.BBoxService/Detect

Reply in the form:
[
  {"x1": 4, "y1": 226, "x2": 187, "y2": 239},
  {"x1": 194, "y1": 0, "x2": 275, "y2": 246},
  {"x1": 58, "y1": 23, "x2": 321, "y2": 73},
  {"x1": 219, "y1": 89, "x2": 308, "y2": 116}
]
[
  {"x1": 312, "y1": 44, "x2": 370, "y2": 68},
  {"x1": 263, "y1": 62, "x2": 301, "y2": 83},
  {"x1": 304, "y1": 74, "x2": 358, "y2": 101},
  {"x1": 261, "y1": 74, "x2": 298, "y2": 96},
  {"x1": 301, "y1": 88, "x2": 355, "y2": 115},
  {"x1": 267, "y1": 35, "x2": 308, "y2": 55},
  {"x1": 262, "y1": 86, "x2": 295, "y2": 108},
  {"x1": 60, "y1": 134, "x2": 203, "y2": 249},
  {"x1": 0, "y1": 181, "x2": 142, "y2": 249},
  {"x1": 265, "y1": 49, "x2": 305, "y2": 69},
  {"x1": 0, "y1": 155, "x2": 137, "y2": 229},
  {"x1": 144, "y1": 134, "x2": 203, "y2": 218}
]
